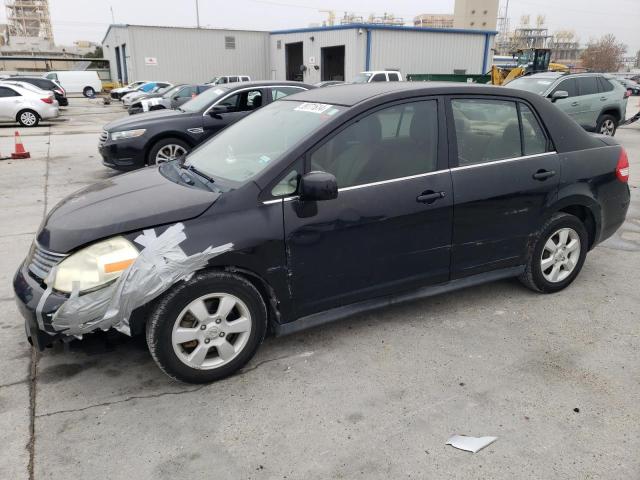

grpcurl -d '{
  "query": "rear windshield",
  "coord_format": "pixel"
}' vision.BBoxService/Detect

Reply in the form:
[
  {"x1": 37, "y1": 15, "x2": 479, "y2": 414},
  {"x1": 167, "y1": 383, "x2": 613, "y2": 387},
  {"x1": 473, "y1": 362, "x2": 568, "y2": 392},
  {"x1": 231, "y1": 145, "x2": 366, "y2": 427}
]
[
  {"x1": 185, "y1": 100, "x2": 346, "y2": 184},
  {"x1": 506, "y1": 77, "x2": 557, "y2": 94},
  {"x1": 180, "y1": 86, "x2": 229, "y2": 112}
]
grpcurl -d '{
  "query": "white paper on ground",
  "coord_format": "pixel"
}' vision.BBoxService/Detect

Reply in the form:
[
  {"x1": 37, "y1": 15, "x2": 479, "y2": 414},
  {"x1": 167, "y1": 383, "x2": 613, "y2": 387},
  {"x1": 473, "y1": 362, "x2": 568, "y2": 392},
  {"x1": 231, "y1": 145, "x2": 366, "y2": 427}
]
[{"x1": 446, "y1": 435, "x2": 498, "y2": 453}]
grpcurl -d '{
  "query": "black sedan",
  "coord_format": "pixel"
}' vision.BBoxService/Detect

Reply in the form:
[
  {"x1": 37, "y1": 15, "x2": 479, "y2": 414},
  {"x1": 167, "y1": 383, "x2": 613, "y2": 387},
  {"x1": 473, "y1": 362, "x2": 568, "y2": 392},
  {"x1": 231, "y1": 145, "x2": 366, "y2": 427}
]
[
  {"x1": 16, "y1": 83, "x2": 630, "y2": 383},
  {"x1": 8, "y1": 76, "x2": 68, "y2": 106},
  {"x1": 99, "y1": 81, "x2": 313, "y2": 170}
]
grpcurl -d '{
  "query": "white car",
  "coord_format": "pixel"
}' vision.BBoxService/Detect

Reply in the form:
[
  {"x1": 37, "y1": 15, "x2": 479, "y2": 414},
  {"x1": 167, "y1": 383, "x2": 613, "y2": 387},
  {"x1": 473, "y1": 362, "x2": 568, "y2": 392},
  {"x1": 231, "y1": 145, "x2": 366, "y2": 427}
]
[
  {"x1": 0, "y1": 81, "x2": 59, "y2": 127},
  {"x1": 122, "y1": 82, "x2": 173, "y2": 107},
  {"x1": 110, "y1": 81, "x2": 149, "y2": 100},
  {"x1": 352, "y1": 70, "x2": 403, "y2": 83}
]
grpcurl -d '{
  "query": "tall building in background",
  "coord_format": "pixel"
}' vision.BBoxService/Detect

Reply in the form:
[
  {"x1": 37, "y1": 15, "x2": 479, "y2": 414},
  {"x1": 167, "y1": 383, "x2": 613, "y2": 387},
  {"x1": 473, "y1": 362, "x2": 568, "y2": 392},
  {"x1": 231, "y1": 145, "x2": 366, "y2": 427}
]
[
  {"x1": 453, "y1": 0, "x2": 499, "y2": 30},
  {"x1": 5, "y1": 0, "x2": 54, "y2": 50}
]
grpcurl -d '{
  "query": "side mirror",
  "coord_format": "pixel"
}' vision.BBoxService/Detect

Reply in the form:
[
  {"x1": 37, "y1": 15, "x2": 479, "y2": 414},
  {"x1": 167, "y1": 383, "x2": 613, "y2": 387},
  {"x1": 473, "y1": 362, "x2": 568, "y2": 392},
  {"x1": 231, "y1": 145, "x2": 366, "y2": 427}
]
[
  {"x1": 208, "y1": 105, "x2": 229, "y2": 117},
  {"x1": 299, "y1": 171, "x2": 338, "y2": 201},
  {"x1": 550, "y1": 90, "x2": 569, "y2": 103}
]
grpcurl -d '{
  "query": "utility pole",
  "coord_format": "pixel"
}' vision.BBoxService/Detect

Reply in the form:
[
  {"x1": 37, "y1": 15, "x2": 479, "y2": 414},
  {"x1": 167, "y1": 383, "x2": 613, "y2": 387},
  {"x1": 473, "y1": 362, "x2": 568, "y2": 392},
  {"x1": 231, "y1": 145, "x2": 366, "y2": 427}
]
[
  {"x1": 195, "y1": 0, "x2": 200, "y2": 28},
  {"x1": 110, "y1": 6, "x2": 115, "y2": 24}
]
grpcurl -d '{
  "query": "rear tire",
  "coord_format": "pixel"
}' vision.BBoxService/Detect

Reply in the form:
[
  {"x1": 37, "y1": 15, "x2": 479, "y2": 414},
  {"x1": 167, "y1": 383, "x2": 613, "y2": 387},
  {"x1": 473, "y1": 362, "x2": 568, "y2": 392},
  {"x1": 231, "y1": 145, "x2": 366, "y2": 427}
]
[
  {"x1": 17, "y1": 109, "x2": 40, "y2": 127},
  {"x1": 146, "y1": 271, "x2": 267, "y2": 384},
  {"x1": 596, "y1": 114, "x2": 618, "y2": 136},
  {"x1": 519, "y1": 213, "x2": 588, "y2": 293},
  {"x1": 83, "y1": 86, "x2": 95, "y2": 97},
  {"x1": 147, "y1": 137, "x2": 189, "y2": 165}
]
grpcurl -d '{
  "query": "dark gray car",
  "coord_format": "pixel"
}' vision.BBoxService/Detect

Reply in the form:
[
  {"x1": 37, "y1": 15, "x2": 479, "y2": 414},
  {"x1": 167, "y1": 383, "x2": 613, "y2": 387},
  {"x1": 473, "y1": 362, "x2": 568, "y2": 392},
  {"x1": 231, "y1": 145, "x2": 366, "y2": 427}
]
[{"x1": 128, "y1": 84, "x2": 212, "y2": 115}]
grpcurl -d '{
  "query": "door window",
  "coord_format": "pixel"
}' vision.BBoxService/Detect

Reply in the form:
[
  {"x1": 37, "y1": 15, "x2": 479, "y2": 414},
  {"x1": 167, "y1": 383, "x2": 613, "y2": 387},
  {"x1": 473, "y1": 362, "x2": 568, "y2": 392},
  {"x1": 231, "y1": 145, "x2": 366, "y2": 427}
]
[
  {"x1": 388, "y1": 73, "x2": 400, "y2": 81},
  {"x1": 176, "y1": 86, "x2": 194, "y2": 98},
  {"x1": 597, "y1": 77, "x2": 614, "y2": 92},
  {"x1": 218, "y1": 89, "x2": 263, "y2": 112},
  {"x1": 452, "y1": 99, "x2": 521, "y2": 165},
  {"x1": 0, "y1": 87, "x2": 19, "y2": 97},
  {"x1": 271, "y1": 86, "x2": 304, "y2": 101},
  {"x1": 370, "y1": 73, "x2": 386, "y2": 82},
  {"x1": 520, "y1": 104, "x2": 548, "y2": 155},
  {"x1": 309, "y1": 100, "x2": 438, "y2": 188},
  {"x1": 551, "y1": 78, "x2": 578, "y2": 97},
  {"x1": 229, "y1": 76, "x2": 239, "y2": 83},
  {"x1": 578, "y1": 77, "x2": 599, "y2": 96}
]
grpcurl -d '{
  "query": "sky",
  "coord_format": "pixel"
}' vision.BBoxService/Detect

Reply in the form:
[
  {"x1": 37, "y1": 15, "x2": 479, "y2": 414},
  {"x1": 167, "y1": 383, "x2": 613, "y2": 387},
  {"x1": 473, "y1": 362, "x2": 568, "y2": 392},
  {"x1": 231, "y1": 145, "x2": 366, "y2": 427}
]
[{"x1": 0, "y1": 0, "x2": 638, "y2": 54}]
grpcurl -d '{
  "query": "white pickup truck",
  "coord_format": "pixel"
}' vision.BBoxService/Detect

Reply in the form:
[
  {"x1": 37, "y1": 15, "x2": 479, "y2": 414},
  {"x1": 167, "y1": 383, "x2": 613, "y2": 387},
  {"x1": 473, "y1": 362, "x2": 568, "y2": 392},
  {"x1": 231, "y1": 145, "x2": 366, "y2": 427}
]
[{"x1": 353, "y1": 70, "x2": 403, "y2": 83}]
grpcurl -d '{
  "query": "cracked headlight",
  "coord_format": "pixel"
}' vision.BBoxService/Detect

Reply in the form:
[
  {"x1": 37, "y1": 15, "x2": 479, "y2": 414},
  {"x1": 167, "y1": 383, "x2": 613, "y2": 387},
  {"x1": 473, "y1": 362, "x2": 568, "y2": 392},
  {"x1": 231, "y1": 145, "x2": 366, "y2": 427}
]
[
  {"x1": 51, "y1": 237, "x2": 139, "y2": 293},
  {"x1": 110, "y1": 129, "x2": 146, "y2": 141}
]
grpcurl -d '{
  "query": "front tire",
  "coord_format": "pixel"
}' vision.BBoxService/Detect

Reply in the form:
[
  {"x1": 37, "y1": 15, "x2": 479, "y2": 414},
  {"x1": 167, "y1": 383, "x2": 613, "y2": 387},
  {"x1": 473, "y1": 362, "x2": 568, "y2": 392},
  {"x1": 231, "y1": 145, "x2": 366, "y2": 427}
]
[
  {"x1": 17, "y1": 109, "x2": 40, "y2": 127},
  {"x1": 146, "y1": 271, "x2": 267, "y2": 384},
  {"x1": 519, "y1": 213, "x2": 588, "y2": 293},
  {"x1": 147, "y1": 137, "x2": 189, "y2": 165},
  {"x1": 596, "y1": 114, "x2": 618, "y2": 136}
]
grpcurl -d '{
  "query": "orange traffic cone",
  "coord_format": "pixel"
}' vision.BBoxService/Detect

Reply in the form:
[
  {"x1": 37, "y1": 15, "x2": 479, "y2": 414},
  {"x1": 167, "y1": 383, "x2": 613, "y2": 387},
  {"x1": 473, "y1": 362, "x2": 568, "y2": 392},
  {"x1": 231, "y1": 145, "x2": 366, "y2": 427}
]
[{"x1": 11, "y1": 131, "x2": 30, "y2": 159}]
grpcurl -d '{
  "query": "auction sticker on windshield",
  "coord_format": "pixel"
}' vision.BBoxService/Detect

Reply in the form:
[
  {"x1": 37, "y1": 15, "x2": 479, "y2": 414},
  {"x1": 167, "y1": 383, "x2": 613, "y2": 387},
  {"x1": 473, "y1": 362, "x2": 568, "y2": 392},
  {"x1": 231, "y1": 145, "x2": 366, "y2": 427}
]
[{"x1": 294, "y1": 103, "x2": 333, "y2": 114}]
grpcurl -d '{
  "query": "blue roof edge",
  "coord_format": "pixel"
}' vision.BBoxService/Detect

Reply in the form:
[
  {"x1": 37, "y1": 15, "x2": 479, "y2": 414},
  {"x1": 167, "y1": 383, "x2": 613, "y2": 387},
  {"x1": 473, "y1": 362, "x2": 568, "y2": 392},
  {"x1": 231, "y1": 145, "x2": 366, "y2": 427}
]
[{"x1": 270, "y1": 23, "x2": 498, "y2": 36}]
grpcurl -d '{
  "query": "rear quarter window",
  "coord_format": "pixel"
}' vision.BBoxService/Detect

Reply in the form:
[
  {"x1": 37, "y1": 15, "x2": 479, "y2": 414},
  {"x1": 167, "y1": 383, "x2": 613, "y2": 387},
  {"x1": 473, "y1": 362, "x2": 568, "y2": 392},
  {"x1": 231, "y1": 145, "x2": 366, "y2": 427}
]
[{"x1": 598, "y1": 77, "x2": 614, "y2": 92}]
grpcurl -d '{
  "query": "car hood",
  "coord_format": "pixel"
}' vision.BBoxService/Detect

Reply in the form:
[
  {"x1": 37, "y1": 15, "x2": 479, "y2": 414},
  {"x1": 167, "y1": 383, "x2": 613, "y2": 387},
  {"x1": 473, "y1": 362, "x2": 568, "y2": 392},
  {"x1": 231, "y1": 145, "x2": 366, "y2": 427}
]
[
  {"x1": 104, "y1": 108, "x2": 190, "y2": 131},
  {"x1": 37, "y1": 167, "x2": 219, "y2": 253}
]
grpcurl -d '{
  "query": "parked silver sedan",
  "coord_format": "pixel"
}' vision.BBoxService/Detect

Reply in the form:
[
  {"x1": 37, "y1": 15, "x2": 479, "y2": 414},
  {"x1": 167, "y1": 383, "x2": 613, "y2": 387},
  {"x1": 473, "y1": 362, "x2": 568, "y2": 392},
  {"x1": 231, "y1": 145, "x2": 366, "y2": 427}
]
[{"x1": 0, "y1": 81, "x2": 59, "y2": 127}]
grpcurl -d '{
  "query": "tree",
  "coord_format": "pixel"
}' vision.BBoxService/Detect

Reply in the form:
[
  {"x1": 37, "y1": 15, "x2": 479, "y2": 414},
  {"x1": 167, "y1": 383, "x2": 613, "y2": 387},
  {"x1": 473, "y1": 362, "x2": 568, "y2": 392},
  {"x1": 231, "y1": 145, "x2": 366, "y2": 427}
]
[
  {"x1": 581, "y1": 34, "x2": 627, "y2": 72},
  {"x1": 84, "y1": 46, "x2": 103, "y2": 59}
]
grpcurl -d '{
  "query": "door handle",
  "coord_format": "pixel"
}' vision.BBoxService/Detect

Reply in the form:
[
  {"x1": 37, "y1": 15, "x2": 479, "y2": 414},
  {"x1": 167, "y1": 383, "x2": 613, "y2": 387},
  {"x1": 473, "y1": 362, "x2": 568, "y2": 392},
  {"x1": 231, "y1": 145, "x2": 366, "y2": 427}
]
[
  {"x1": 571, "y1": 101, "x2": 579, "y2": 107},
  {"x1": 532, "y1": 169, "x2": 556, "y2": 181},
  {"x1": 416, "y1": 190, "x2": 446, "y2": 204},
  {"x1": 600, "y1": 97, "x2": 607, "y2": 101}
]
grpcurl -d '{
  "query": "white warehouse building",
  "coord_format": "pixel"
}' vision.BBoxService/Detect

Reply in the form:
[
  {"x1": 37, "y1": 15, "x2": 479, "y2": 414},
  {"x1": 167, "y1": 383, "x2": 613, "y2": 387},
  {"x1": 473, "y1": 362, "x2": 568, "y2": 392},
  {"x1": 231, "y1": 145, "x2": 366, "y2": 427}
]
[{"x1": 101, "y1": 24, "x2": 495, "y2": 85}]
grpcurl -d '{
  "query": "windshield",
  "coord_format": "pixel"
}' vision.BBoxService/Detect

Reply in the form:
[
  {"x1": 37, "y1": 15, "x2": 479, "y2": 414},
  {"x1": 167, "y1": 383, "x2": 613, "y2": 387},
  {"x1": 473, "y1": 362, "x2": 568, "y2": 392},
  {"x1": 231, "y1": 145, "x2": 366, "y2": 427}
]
[
  {"x1": 186, "y1": 100, "x2": 346, "y2": 183},
  {"x1": 180, "y1": 86, "x2": 229, "y2": 113},
  {"x1": 353, "y1": 73, "x2": 372, "y2": 83},
  {"x1": 506, "y1": 77, "x2": 557, "y2": 94}
]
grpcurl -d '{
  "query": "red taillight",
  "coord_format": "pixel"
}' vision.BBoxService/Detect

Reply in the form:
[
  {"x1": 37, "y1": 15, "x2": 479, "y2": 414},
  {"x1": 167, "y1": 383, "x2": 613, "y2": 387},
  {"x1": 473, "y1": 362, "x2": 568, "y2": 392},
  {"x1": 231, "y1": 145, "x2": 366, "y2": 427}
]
[
  {"x1": 40, "y1": 97, "x2": 53, "y2": 104},
  {"x1": 616, "y1": 148, "x2": 629, "y2": 183}
]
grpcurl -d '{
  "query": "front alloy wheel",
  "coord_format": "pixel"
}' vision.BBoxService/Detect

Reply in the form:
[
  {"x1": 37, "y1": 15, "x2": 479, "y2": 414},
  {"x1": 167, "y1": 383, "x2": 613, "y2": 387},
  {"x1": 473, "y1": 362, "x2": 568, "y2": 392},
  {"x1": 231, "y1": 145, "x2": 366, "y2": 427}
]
[
  {"x1": 155, "y1": 144, "x2": 187, "y2": 164},
  {"x1": 146, "y1": 271, "x2": 267, "y2": 383},
  {"x1": 171, "y1": 293, "x2": 252, "y2": 370}
]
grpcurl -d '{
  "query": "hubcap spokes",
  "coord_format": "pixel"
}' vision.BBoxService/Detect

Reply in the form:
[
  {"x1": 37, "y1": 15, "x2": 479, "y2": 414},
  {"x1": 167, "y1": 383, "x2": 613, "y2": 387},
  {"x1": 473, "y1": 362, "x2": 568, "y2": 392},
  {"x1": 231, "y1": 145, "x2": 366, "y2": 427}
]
[
  {"x1": 22, "y1": 113, "x2": 35, "y2": 125},
  {"x1": 156, "y1": 144, "x2": 186, "y2": 163},
  {"x1": 601, "y1": 120, "x2": 615, "y2": 136},
  {"x1": 171, "y1": 293, "x2": 251, "y2": 369},
  {"x1": 541, "y1": 227, "x2": 581, "y2": 283}
]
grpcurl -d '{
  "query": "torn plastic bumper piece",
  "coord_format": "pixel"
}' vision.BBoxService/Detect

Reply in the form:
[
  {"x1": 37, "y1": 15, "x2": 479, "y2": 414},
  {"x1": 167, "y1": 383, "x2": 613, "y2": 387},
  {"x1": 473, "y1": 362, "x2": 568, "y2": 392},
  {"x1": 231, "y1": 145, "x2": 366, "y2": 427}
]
[{"x1": 14, "y1": 222, "x2": 233, "y2": 349}]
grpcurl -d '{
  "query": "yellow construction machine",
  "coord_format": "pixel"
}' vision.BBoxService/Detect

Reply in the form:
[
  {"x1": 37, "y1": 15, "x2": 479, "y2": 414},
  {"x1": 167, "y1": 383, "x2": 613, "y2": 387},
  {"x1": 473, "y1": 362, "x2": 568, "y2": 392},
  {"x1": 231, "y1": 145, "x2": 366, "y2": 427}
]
[{"x1": 491, "y1": 48, "x2": 569, "y2": 86}]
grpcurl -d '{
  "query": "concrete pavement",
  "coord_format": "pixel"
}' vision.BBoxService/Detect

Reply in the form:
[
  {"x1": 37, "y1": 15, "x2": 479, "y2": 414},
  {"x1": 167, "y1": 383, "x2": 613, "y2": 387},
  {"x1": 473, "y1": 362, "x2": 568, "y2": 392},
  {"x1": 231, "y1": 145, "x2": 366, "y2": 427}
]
[{"x1": 0, "y1": 97, "x2": 639, "y2": 480}]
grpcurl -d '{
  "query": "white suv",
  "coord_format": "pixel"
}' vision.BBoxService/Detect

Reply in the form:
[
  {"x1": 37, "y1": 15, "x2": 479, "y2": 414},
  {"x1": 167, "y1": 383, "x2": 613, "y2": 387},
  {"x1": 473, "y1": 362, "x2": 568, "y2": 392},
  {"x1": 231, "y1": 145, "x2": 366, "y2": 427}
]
[
  {"x1": 0, "y1": 81, "x2": 59, "y2": 127},
  {"x1": 353, "y1": 71, "x2": 403, "y2": 83}
]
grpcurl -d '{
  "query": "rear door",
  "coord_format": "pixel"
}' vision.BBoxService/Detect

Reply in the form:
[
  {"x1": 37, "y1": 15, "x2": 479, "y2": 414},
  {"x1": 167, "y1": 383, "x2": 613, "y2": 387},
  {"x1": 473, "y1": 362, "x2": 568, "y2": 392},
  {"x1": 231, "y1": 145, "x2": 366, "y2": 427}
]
[
  {"x1": 449, "y1": 96, "x2": 559, "y2": 278},
  {"x1": 574, "y1": 76, "x2": 601, "y2": 129},
  {"x1": 0, "y1": 86, "x2": 21, "y2": 120},
  {"x1": 282, "y1": 98, "x2": 453, "y2": 317}
]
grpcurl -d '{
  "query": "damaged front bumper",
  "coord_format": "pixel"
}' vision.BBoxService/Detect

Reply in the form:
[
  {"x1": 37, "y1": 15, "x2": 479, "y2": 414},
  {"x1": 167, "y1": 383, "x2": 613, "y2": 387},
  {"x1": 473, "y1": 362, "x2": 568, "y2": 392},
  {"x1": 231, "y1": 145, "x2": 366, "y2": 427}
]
[
  {"x1": 13, "y1": 223, "x2": 234, "y2": 351},
  {"x1": 13, "y1": 261, "x2": 66, "y2": 350}
]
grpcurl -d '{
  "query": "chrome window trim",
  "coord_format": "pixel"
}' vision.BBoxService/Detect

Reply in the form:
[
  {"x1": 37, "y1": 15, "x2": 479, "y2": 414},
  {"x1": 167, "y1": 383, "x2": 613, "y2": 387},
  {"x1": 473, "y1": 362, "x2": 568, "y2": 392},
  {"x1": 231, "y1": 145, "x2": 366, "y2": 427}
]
[
  {"x1": 450, "y1": 151, "x2": 557, "y2": 171},
  {"x1": 202, "y1": 85, "x2": 308, "y2": 117},
  {"x1": 261, "y1": 151, "x2": 557, "y2": 205}
]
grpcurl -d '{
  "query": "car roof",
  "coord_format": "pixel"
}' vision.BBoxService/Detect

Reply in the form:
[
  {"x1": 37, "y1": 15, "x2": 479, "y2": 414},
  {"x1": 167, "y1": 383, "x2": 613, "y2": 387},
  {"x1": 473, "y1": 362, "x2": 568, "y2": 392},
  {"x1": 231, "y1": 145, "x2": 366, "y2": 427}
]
[
  {"x1": 216, "y1": 80, "x2": 314, "y2": 91},
  {"x1": 281, "y1": 82, "x2": 516, "y2": 107}
]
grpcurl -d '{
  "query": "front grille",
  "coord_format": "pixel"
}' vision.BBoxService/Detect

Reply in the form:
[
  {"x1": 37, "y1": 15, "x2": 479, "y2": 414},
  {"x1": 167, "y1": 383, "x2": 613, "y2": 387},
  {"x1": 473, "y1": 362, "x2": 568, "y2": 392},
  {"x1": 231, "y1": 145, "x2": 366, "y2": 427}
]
[
  {"x1": 99, "y1": 129, "x2": 108, "y2": 146},
  {"x1": 28, "y1": 243, "x2": 67, "y2": 281}
]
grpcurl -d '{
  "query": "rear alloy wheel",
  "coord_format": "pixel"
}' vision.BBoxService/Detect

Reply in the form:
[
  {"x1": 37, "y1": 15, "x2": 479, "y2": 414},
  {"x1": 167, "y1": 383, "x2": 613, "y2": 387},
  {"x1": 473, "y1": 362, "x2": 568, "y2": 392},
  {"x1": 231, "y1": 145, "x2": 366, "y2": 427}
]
[
  {"x1": 148, "y1": 137, "x2": 189, "y2": 165},
  {"x1": 17, "y1": 109, "x2": 40, "y2": 127},
  {"x1": 596, "y1": 114, "x2": 617, "y2": 136},
  {"x1": 83, "y1": 86, "x2": 95, "y2": 97},
  {"x1": 519, "y1": 212, "x2": 588, "y2": 293},
  {"x1": 146, "y1": 271, "x2": 267, "y2": 383}
]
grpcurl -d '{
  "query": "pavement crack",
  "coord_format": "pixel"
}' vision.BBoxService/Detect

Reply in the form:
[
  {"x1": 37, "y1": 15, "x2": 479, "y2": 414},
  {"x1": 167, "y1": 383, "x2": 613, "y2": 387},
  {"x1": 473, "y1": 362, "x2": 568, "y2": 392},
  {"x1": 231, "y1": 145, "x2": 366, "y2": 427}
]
[
  {"x1": 34, "y1": 386, "x2": 206, "y2": 418},
  {"x1": 238, "y1": 351, "x2": 314, "y2": 376},
  {"x1": 26, "y1": 347, "x2": 39, "y2": 480},
  {"x1": 0, "y1": 378, "x2": 28, "y2": 389}
]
